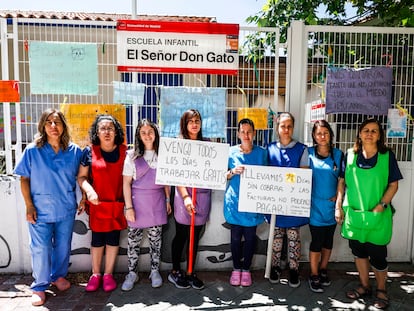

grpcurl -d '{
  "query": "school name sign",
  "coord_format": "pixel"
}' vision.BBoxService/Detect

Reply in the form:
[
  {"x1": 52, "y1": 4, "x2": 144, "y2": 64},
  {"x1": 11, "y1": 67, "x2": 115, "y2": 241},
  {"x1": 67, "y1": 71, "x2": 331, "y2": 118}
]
[
  {"x1": 156, "y1": 137, "x2": 230, "y2": 190},
  {"x1": 117, "y1": 20, "x2": 239, "y2": 75},
  {"x1": 238, "y1": 165, "x2": 312, "y2": 217}
]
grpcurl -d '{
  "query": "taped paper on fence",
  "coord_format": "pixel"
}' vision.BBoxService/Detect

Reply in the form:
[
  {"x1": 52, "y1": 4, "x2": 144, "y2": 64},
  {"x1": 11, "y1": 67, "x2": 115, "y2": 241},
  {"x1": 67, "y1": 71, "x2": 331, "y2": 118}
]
[
  {"x1": 0, "y1": 81, "x2": 20, "y2": 102},
  {"x1": 113, "y1": 81, "x2": 146, "y2": 106},
  {"x1": 29, "y1": 41, "x2": 98, "y2": 95},
  {"x1": 60, "y1": 104, "x2": 126, "y2": 148},
  {"x1": 160, "y1": 87, "x2": 226, "y2": 138},
  {"x1": 325, "y1": 67, "x2": 392, "y2": 115},
  {"x1": 237, "y1": 108, "x2": 268, "y2": 130}
]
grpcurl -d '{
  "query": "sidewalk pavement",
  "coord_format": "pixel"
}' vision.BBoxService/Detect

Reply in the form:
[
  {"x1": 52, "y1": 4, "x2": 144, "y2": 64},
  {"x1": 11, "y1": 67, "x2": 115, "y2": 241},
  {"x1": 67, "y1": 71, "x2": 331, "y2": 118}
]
[{"x1": 1, "y1": 263, "x2": 414, "y2": 310}]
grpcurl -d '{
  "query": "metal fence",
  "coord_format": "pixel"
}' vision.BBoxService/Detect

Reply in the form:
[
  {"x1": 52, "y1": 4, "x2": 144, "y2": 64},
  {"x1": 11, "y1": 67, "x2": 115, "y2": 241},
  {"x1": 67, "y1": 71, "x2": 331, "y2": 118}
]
[
  {"x1": 0, "y1": 18, "x2": 279, "y2": 174},
  {"x1": 304, "y1": 25, "x2": 414, "y2": 161}
]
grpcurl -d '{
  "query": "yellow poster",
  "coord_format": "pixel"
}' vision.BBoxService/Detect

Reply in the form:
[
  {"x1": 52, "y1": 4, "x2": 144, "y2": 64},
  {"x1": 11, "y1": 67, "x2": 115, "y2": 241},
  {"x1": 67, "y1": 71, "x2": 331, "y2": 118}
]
[
  {"x1": 60, "y1": 104, "x2": 126, "y2": 148},
  {"x1": 237, "y1": 108, "x2": 268, "y2": 130}
]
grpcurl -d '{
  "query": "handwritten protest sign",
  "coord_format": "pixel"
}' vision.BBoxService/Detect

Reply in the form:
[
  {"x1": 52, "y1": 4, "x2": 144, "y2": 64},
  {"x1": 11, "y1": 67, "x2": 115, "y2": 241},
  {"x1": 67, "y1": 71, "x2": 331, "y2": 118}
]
[
  {"x1": 156, "y1": 137, "x2": 229, "y2": 190},
  {"x1": 325, "y1": 67, "x2": 392, "y2": 115},
  {"x1": 0, "y1": 81, "x2": 20, "y2": 102},
  {"x1": 238, "y1": 165, "x2": 312, "y2": 217}
]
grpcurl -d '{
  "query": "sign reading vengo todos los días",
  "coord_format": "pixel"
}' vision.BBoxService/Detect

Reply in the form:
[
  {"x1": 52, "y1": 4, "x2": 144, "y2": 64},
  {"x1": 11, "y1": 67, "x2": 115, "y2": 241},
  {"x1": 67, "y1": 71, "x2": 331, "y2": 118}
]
[{"x1": 116, "y1": 20, "x2": 239, "y2": 75}]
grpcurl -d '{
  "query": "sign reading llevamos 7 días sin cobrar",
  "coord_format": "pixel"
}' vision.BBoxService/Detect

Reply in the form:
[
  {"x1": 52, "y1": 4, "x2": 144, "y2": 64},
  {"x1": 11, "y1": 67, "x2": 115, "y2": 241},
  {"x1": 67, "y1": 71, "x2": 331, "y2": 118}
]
[
  {"x1": 155, "y1": 137, "x2": 230, "y2": 190},
  {"x1": 238, "y1": 165, "x2": 312, "y2": 217},
  {"x1": 116, "y1": 20, "x2": 239, "y2": 75}
]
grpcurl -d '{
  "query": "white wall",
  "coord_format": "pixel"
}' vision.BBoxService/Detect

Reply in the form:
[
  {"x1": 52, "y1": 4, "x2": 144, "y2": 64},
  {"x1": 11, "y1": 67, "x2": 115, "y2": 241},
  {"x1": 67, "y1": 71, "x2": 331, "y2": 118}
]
[{"x1": 0, "y1": 167, "x2": 412, "y2": 274}]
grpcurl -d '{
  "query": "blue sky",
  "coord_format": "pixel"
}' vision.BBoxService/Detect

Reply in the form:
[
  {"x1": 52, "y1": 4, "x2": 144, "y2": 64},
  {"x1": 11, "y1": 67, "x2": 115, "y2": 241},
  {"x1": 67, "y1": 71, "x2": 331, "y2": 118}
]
[{"x1": 2, "y1": 0, "x2": 268, "y2": 26}]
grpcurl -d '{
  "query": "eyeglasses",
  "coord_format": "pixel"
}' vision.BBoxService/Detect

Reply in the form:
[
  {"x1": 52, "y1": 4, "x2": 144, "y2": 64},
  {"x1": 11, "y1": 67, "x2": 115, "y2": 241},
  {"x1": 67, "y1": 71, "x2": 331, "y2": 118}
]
[{"x1": 98, "y1": 127, "x2": 115, "y2": 133}]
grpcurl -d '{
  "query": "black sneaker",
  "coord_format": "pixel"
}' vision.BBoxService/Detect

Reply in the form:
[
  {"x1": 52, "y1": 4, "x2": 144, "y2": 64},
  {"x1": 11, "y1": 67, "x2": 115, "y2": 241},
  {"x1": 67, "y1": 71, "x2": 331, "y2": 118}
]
[
  {"x1": 168, "y1": 270, "x2": 190, "y2": 289},
  {"x1": 269, "y1": 266, "x2": 281, "y2": 284},
  {"x1": 288, "y1": 269, "x2": 301, "y2": 288},
  {"x1": 187, "y1": 273, "x2": 204, "y2": 290},
  {"x1": 308, "y1": 275, "x2": 324, "y2": 293},
  {"x1": 319, "y1": 269, "x2": 331, "y2": 286}
]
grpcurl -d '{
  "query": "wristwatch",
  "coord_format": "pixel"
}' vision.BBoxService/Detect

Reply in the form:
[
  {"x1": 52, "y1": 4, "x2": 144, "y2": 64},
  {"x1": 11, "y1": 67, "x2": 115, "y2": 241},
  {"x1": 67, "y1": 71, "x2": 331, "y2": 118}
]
[{"x1": 380, "y1": 201, "x2": 387, "y2": 209}]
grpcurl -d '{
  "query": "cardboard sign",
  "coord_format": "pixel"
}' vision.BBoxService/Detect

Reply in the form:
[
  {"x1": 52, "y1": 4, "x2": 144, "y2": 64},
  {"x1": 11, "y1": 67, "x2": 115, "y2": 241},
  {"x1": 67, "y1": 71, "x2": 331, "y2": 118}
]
[
  {"x1": 156, "y1": 137, "x2": 229, "y2": 190},
  {"x1": 117, "y1": 20, "x2": 239, "y2": 75},
  {"x1": 0, "y1": 81, "x2": 19, "y2": 102},
  {"x1": 238, "y1": 165, "x2": 312, "y2": 217}
]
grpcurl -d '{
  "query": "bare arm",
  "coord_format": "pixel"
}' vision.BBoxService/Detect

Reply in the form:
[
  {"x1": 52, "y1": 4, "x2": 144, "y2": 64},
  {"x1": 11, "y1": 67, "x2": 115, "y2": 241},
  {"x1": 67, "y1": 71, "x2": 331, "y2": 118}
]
[
  {"x1": 20, "y1": 177, "x2": 36, "y2": 224},
  {"x1": 123, "y1": 174, "x2": 135, "y2": 222},
  {"x1": 372, "y1": 181, "x2": 399, "y2": 212},
  {"x1": 164, "y1": 186, "x2": 172, "y2": 215},
  {"x1": 177, "y1": 186, "x2": 194, "y2": 215},
  {"x1": 335, "y1": 177, "x2": 345, "y2": 224},
  {"x1": 77, "y1": 164, "x2": 99, "y2": 205}
]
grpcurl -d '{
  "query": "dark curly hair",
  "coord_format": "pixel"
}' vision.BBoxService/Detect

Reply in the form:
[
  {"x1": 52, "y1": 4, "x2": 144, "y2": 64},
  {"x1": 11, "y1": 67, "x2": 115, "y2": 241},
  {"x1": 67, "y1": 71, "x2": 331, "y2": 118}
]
[
  {"x1": 179, "y1": 109, "x2": 203, "y2": 140},
  {"x1": 34, "y1": 108, "x2": 71, "y2": 150},
  {"x1": 353, "y1": 118, "x2": 388, "y2": 154},
  {"x1": 133, "y1": 119, "x2": 160, "y2": 158},
  {"x1": 89, "y1": 114, "x2": 125, "y2": 146}
]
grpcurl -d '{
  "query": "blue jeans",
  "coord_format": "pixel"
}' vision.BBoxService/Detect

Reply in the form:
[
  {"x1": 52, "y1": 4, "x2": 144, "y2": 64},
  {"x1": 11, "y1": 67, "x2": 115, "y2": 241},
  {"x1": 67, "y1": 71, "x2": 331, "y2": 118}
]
[{"x1": 28, "y1": 217, "x2": 75, "y2": 291}]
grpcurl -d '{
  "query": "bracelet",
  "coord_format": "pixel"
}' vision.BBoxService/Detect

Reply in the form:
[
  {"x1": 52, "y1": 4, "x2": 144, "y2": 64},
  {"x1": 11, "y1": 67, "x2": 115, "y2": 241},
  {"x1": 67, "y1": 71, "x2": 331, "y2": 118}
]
[
  {"x1": 380, "y1": 201, "x2": 387, "y2": 208},
  {"x1": 182, "y1": 194, "x2": 190, "y2": 200},
  {"x1": 124, "y1": 207, "x2": 134, "y2": 211},
  {"x1": 165, "y1": 198, "x2": 170, "y2": 203}
]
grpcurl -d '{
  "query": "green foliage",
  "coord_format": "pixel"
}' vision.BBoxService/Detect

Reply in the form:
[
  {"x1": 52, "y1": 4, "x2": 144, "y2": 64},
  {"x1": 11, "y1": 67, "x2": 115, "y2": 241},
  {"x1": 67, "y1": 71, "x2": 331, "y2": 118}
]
[{"x1": 246, "y1": 0, "x2": 414, "y2": 46}]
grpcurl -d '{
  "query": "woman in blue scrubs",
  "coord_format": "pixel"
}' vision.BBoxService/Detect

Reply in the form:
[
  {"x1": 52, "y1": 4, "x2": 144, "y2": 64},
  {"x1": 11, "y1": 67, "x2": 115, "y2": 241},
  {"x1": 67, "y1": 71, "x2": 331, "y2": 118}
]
[{"x1": 14, "y1": 108, "x2": 83, "y2": 306}]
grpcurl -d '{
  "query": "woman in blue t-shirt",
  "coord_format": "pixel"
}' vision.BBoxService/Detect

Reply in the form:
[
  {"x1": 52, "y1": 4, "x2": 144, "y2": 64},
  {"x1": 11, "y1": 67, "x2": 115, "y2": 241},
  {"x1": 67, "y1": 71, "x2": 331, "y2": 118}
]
[{"x1": 307, "y1": 120, "x2": 343, "y2": 293}]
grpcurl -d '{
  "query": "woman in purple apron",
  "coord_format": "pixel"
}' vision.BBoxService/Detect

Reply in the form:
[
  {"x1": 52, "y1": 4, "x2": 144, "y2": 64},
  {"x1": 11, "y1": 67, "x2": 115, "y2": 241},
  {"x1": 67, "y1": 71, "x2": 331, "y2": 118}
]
[{"x1": 121, "y1": 119, "x2": 171, "y2": 291}]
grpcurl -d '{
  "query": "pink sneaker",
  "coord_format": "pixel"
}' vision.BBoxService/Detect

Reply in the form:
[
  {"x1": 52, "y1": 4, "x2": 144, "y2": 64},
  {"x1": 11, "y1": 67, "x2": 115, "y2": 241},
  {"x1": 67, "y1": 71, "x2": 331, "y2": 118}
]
[
  {"x1": 102, "y1": 274, "x2": 117, "y2": 292},
  {"x1": 230, "y1": 270, "x2": 241, "y2": 286},
  {"x1": 85, "y1": 274, "x2": 102, "y2": 292},
  {"x1": 241, "y1": 271, "x2": 252, "y2": 287}
]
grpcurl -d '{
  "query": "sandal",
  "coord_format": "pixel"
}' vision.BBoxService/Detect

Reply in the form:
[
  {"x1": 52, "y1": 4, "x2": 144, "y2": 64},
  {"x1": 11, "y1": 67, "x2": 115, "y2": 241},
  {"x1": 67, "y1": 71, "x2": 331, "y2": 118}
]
[
  {"x1": 346, "y1": 284, "x2": 372, "y2": 299},
  {"x1": 374, "y1": 289, "x2": 389, "y2": 310}
]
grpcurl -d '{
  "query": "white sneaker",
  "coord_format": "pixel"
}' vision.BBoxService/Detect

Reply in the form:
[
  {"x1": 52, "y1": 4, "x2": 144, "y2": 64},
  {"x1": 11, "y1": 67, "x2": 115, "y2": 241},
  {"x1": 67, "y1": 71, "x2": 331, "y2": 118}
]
[
  {"x1": 149, "y1": 270, "x2": 163, "y2": 288},
  {"x1": 121, "y1": 271, "x2": 138, "y2": 291}
]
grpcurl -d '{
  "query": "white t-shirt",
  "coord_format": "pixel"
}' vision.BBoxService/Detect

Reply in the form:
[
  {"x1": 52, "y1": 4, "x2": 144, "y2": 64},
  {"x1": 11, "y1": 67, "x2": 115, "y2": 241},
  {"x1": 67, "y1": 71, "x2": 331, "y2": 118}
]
[{"x1": 122, "y1": 149, "x2": 158, "y2": 180}]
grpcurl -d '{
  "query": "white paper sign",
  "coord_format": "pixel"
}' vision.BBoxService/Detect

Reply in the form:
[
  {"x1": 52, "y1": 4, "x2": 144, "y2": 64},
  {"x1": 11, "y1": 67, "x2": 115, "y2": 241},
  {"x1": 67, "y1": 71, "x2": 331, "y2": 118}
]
[
  {"x1": 238, "y1": 165, "x2": 312, "y2": 217},
  {"x1": 156, "y1": 137, "x2": 229, "y2": 190}
]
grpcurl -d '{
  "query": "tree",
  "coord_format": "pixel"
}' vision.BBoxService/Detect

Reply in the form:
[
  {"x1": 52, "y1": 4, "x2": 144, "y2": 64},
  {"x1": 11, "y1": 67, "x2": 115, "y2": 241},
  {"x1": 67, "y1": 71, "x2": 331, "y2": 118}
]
[{"x1": 246, "y1": 0, "x2": 414, "y2": 47}]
